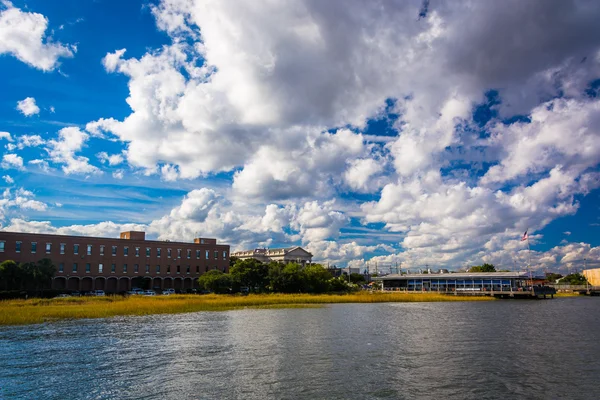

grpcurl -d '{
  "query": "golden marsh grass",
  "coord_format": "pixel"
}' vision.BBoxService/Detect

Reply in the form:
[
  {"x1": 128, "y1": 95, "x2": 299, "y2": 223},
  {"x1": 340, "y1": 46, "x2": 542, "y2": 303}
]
[
  {"x1": 0, "y1": 292, "x2": 494, "y2": 326},
  {"x1": 552, "y1": 292, "x2": 582, "y2": 297}
]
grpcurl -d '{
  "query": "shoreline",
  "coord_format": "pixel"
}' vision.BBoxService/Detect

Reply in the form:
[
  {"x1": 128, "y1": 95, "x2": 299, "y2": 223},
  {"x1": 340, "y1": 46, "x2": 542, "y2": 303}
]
[{"x1": 0, "y1": 292, "x2": 495, "y2": 326}]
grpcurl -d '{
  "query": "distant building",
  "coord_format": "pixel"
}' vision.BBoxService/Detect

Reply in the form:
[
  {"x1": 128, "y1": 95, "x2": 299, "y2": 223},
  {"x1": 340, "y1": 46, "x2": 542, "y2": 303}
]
[
  {"x1": 343, "y1": 267, "x2": 362, "y2": 275},
  {"x1": 232, "y1": 247, "x2": 313, "y2": 265},
  {"x1": 374, "y1": 271, "x2": 534, "y2": 292},
  {"x1": 0, "y1": 231, "x2": 230, "y2": 292},
  {"x1": 583, "y1": 268, "x2": 600, "y2": 286}
]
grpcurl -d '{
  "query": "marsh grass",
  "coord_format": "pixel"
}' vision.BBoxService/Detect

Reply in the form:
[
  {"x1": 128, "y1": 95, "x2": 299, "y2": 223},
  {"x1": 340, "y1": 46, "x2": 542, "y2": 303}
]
[
  {"x1": 552, "y1": 292, "x2": 583, "y2": 297},
  {"x1": 0, "y1": 292, "x2": 494, "y2": 326}
]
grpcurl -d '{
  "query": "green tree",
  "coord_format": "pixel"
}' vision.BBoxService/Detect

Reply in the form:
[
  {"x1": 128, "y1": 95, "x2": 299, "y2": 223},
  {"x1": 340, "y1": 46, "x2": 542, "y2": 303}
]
[
  {"x1": 197, "y1": 270, "x2": 237, "y2": 294},
  {"x1": 329, "y1": 276, "x2": 351, "y2": 292},
  {"x1": 349, "y1": 273, "x2": 366, "y2": 284},
  {"x1": 559, "y1": 273, "x2": 588, "y2": 285},
  {"x1": 267, "y1": 262, "x2": 283, "y2": 292},
  {"x1": 545, "y1": 272, "x2": 563, "y2": 283},
  {"x1": 229, "y1": 256, "x2": 239, "y2": 268},
  {"x1": 0, "y1": 260, "x2": 21, "y2": 290},
  {"x1": 19, "y1": 262, "x2": 37, "y2": 290},
  {"x1": 469, "y1": 263, "x2": 496, "y2": 273},
  {"x1": 303, "y1": 264, "x2": 333, "y2": 293},
  {"x1": 268, "y1": 262, "x2": 306, "y2": 293},
  {"x1": 0, "y1": 259, "x2": 56, "y2": 292},
  {"x1": 33, "y1": 258, "x2": 56, "y2": 291},
  {"x1": 230, "y1": 258, "x2": 269, "y2": 292}
]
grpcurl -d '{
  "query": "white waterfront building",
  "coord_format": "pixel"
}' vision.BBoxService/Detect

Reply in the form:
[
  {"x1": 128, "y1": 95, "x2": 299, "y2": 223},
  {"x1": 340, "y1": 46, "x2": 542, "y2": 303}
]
[{"x1": 231, "y1": 247, "x2": 313, "y2": 265}]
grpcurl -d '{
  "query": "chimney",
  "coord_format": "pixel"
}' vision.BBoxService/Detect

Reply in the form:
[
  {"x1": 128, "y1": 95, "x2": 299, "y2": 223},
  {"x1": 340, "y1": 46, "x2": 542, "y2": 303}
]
[
  {"x1": 120, "y1": 231, "x2": 146, "y2": 241},
  {"x1": 194, "y1": 238, "x2": 216, "y2": 245}
]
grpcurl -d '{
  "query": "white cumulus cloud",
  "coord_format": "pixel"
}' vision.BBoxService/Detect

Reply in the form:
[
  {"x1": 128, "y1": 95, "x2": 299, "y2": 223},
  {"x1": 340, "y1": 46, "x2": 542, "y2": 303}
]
[
  {"x1": 0, "y1": 186, "x2": 48, "y2": 220},
  {"x1": 28, "y1": 159, "x2": 51, "y2": 172},
  {"x1": 0, "y1": 131, "x2": 13, "y2": 142},
  {"x1": 97, "y1": 151, "x2": 125, "y2": 166},
  {"x1": 7, "y1": 0, "x2": 600, "y2": 270},
  {"x1": 16, "y1": 97, "x2": 40, "y2": 116},
  {"x1": 46, "y1": 127, "x2": 102, "y2": 175},
  {"x1": 16, "y1": 134, "x2": 45, "y2": 149},
  {"x1": 0, "y1": 1, "x2": 75, "y2": 71},
  {"x1": 1, "y1": 154, "x2": 24, "y2": 170}
]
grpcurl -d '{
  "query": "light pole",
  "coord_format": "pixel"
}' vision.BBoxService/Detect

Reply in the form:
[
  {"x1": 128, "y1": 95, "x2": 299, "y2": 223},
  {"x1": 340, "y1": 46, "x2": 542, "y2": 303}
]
[{"x1": 584, "y1": 257, "x2": 590, "y2": 293}]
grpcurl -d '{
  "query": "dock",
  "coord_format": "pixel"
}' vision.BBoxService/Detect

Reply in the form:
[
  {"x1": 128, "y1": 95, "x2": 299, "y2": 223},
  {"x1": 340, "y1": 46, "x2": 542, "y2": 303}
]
[
  {"x1": 548, "y1": 284, "x2": 600, "y2": 296},
  {"x1": 573, "y1": 287, "x2": 600, "y2": 296},
  {"x1": 451, "y1": 286, "x2": 556, "y2": 299},
  {"x1": 381, "y1": 286, "x2": 557, "y2": 299}
]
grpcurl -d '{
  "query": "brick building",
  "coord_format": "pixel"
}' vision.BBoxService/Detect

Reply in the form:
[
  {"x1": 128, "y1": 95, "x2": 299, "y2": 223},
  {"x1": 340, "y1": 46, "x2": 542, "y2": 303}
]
[{"x1": 0, "y1": 231, "x2": 230, "y2": 292}]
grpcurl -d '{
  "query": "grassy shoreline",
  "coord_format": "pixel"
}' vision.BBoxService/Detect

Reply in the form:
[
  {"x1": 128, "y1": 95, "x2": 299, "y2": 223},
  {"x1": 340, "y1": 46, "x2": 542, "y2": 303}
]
[
  {"x1": 0, "y1": 292, "x2": 495, "y2": 326},
  {"x1": 552, "y1": 292, "x2": 582, "y2": 297}
]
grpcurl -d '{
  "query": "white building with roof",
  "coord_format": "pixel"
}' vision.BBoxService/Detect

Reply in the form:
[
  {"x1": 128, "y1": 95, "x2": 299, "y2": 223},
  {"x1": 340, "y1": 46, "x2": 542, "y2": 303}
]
[{"x1": 231, "y1": 247, "x2": 313, "y2": 265}]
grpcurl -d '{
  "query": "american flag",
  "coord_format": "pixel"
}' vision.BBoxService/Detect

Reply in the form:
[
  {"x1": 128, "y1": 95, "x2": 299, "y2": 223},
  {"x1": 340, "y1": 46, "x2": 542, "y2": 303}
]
[{"x1": 521, "y1": 230, "x2": 528, "y2": 241}]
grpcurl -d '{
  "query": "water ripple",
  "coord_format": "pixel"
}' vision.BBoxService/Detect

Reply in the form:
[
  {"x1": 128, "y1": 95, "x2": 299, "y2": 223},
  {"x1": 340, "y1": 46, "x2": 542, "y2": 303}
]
[{"x1": 1, "y1": 298, "x2": 599, "y2": 399}]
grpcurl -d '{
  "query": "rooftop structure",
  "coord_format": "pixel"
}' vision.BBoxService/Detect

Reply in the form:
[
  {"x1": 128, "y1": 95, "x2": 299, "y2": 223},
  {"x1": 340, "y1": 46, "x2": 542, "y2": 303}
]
[{"x1": 377, "y1": 271, "x2": 531, "y2": 280}]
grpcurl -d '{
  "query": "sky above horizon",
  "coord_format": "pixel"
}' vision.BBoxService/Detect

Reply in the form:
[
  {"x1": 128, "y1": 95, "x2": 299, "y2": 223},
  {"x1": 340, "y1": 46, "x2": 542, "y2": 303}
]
[{"x1": 1, "y1": 0, "x2": 600, "y2": 274}]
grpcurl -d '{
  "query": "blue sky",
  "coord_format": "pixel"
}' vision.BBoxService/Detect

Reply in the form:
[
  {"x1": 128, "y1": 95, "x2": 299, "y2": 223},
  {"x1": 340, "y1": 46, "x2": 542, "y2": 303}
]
[{"x1": 1, "y1": 0, "x2": 600, "y2": 272}]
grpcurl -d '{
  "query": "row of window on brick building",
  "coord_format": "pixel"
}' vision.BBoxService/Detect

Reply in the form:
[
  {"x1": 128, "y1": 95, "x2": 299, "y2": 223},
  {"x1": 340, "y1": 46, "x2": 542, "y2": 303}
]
[
  {"x1": 0, "y1": 241, "x2": 227, "y2": 260},
  {"x1": 56, "y1": 263, "x2": 225, "y2": 274}
]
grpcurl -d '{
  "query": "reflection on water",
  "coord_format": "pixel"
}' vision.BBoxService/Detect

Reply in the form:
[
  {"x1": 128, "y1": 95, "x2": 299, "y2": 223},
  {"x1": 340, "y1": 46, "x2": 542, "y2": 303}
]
[{"x1": 1, "y1": 298, "x2": 599, "y2": 399}]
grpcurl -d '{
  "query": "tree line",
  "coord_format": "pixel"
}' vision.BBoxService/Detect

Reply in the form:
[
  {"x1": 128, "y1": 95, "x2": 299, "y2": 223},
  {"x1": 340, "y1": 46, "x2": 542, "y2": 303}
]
[
  {"x1": 547, "y1": 272, "x2": 588, "y2": 285},
  {"x1": 468, "y1": 264, "x2": 497, "y2": 272},
  {"x1": 0, "y1": 259, "x2": 56, "y2": 291},
  {"x1": 198, "y1": 258, "x2": 362, "y2": 294}
]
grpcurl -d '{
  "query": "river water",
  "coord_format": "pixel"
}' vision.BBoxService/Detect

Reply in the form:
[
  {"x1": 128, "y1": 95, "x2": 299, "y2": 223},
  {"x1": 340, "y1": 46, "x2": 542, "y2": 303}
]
[{"x1": 1, "y1": 297, "x2": 599, "y2": 400}]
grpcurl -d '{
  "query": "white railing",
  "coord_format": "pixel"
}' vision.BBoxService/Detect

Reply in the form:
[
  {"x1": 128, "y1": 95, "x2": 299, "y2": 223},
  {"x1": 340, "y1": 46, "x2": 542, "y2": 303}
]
[{"x1": 548, "y1": 284, "x2": 588, "y2": 290}]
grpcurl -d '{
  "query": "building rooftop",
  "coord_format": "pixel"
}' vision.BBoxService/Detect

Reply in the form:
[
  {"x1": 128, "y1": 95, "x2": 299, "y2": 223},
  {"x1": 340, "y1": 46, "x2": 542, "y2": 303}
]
[
  {"x1": 232, "y1": 246, "x2": 313, "y2": 256},
  {"x1": 0, "y1": 230, "x2": 226, "y2": 246},
  {"x1": 374, "y1": 271, "x2": 531, "y2": 280}
]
